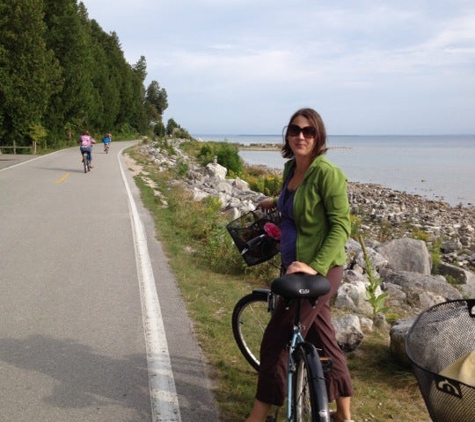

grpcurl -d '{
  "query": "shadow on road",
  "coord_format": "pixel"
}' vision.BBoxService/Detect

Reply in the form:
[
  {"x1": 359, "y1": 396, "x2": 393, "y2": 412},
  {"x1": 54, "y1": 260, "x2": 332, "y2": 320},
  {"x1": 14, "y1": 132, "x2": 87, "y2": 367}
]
[
  {"x1": 0, "y1": 334, "x2": 220, "y2": 421},
  {"x1": 0, "y1": 334, "x2": 150, "y2": 420}
]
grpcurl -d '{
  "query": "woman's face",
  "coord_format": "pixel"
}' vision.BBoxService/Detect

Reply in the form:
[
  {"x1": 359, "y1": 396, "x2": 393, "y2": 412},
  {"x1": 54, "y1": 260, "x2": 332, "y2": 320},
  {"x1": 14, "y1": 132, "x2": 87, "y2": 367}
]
[{"x1": 287, "y1": 115, "x2": 317, "y2": 159}]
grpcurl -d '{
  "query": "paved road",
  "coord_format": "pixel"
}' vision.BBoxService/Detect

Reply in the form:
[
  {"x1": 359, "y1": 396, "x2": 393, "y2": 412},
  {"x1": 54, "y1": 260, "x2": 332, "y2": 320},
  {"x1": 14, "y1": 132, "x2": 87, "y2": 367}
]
[{"x1": 0, "y1": 144, "x2": 220, "y2": 422}]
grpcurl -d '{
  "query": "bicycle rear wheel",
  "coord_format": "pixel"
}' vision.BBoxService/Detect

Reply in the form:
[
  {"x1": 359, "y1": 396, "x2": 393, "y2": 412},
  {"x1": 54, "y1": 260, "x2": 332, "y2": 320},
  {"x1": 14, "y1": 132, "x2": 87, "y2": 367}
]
[
  {"x1": 231, "y1": 289, "x2": 272, "y2": 371},
  {"x1": 292, "y1": 342, "x2": 330, "y2": 422},
  {"x1": 83, "y1": 153, "x2": 88, "y2": 173}
]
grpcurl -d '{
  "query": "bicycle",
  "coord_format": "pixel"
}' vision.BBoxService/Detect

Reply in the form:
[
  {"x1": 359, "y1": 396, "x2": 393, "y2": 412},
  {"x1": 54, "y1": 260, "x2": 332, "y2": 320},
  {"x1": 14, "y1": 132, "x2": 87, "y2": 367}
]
[
  {"x1": 81, "y1": 149, "x2": 91, "y2": 173},
  {"x1": 228, "y1": 210, "x2": 333, "y2": 421}
]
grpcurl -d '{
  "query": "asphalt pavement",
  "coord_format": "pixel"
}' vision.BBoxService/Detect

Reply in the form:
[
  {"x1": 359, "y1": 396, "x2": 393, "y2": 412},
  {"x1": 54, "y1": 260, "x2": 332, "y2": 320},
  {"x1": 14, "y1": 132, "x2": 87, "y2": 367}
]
[{"x1": 0, "y1": 144, "x2": 220, "y2": 422}]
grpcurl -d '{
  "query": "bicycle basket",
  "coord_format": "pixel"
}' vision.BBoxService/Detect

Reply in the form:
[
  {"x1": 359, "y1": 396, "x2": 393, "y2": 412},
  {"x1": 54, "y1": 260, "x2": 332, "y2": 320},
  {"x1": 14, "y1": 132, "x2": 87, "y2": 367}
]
[
  {"x1": 405, "y1": 299, "x2": 475, "y2": 422},
  {"x1": 226, "y1": 209, "x2": 281, "y2": 266}
]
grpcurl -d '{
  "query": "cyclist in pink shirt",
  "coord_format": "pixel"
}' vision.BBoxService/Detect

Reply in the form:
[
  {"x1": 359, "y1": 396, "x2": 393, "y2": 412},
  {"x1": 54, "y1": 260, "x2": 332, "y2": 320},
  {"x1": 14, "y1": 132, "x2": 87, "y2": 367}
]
[{"x1": 78, "y1": 130, "x2": 96, "y2": 168}]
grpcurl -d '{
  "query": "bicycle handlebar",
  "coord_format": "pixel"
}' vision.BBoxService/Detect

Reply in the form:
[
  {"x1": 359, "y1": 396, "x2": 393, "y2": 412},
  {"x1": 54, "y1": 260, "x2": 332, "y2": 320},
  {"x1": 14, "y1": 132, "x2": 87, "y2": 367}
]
[{"x1": 241, "y1": 233, "x2": 277, "y2": 258}]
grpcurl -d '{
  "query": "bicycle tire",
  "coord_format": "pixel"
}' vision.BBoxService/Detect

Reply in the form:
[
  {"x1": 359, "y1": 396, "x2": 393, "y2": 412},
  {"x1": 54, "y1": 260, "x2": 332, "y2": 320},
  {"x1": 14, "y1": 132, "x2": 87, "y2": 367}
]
[
  {"x1": 231, "y1": 289, "x2": 272, "y2": 371},
  {"x1": 83, "y1": 153, "x2": 88, "y2": 173},
  {"x1": 292, "y1": 342, "x2": 330, "y2": 422}
]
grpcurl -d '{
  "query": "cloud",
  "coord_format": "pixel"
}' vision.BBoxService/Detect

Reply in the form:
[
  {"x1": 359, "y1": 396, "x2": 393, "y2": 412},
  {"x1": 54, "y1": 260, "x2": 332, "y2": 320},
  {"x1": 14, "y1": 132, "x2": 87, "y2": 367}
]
[{"x1": 82, "y1": 0, "x2": 475, "y2": 134}]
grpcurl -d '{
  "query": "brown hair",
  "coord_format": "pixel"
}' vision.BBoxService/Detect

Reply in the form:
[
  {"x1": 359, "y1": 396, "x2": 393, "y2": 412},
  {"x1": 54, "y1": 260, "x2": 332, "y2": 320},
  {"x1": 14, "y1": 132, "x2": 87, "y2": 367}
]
[{"x1": 281, "y1": 108, "x2": 327, "y2": 159}]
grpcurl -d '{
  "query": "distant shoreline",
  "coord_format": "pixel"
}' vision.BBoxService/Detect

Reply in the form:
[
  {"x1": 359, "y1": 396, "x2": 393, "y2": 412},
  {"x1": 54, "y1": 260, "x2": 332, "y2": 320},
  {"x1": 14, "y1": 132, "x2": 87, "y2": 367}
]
[
  {"x1": 237, "y1": 143, "x2": 351, "y2": 151},
  {"x1": 238, "y1": 143, "x2": 280, "y2": 151}
]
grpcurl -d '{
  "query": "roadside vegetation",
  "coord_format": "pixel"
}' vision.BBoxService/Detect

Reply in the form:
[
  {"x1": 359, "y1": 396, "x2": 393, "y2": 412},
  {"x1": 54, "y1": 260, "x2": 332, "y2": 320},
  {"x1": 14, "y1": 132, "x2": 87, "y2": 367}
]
[{"x1": 127, "y1": 141, "x2": 431, "y2": 422}]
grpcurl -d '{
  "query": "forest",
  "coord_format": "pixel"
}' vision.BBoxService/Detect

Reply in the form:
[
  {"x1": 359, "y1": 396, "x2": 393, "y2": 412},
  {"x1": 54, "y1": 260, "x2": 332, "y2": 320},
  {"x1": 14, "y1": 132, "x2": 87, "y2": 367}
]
[{"x1": 0, "y1": 0, "x2": 173, "y2": 151}]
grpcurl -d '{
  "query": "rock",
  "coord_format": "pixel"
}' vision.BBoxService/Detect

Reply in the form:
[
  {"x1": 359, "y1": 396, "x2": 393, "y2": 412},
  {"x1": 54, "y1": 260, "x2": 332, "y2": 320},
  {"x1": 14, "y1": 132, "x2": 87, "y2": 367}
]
[
  {"x1": 333, "y1": 314, "x2": 364, "y2": 352},
  {"x1": 383, "y1": 271, "x2": 463, "y2": 311},
  {"x1": 389, "y1": 318, "x2": 416, "y2": 366},
  {"x1": 375, "y1": 238, "x2": 431, "y2": 275},
  {"x1": 439, "y1": 262, "x2": 472, "y2": 284},
  {"x1": 205, "y1": 159, "x2": 227, "y2": 180}
]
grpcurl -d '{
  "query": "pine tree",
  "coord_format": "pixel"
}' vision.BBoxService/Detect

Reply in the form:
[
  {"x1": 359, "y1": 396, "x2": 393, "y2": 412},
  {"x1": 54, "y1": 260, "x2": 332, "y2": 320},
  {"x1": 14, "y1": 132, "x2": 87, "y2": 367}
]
[{"x1": 0, "y1": 0, "x2": 62, "y2": 145}]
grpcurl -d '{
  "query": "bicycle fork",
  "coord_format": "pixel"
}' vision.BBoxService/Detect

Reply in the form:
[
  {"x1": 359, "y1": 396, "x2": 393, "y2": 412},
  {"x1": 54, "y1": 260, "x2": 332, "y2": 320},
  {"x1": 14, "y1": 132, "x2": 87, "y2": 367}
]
[{"x1": 286, "y1": 330, "x2": 331, "y2": 422}]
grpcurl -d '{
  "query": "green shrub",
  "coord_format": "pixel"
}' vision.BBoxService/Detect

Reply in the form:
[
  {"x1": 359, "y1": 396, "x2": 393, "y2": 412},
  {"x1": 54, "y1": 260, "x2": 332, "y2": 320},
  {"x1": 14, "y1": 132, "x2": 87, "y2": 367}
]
[
  {"x1": 176, "y1": 159, "x2": 189, "y2": 177},
  {"x1": 245, "y1": 172, "x2": 281, "y2": 196},
  {"x1": 196, "y1": 142, "x2": 244, "y2": 176},
  {"x1": 197, "y1": 144, "x2": 215, "y2": 166},
  {"x1": 216, "y1": 143, "x2": 243, "y2": 176}
]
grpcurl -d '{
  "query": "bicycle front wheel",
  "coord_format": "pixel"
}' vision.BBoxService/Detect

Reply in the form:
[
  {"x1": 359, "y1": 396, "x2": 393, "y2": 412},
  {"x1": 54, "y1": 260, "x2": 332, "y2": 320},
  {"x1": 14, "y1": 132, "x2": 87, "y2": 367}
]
[
  {"x1": 293, "y1": 342, "x2": 330, "y2": 422},
  {"x1": 231, "y1": 289, "x2": 272, "y2": 371}
]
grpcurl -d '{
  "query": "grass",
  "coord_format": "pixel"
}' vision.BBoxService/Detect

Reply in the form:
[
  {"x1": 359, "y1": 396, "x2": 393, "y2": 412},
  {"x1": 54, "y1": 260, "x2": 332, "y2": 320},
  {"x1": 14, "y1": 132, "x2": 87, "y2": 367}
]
[{"x1": 126, "y1": 145, "x2": 431, "y2": 422}]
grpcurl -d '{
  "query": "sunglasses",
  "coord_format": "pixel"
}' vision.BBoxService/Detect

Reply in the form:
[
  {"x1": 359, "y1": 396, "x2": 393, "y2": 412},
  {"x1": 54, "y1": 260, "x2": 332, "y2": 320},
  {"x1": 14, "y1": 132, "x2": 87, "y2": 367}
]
[{"x1": 287, "y1": 124, "x2": 317, "y2": 139}]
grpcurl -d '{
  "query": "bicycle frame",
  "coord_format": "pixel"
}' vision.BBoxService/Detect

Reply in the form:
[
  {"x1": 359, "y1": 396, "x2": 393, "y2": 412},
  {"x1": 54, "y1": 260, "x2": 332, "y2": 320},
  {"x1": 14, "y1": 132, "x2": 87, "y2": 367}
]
[{"x1": 286, "y1": 324, "x2": 306, "y2": 421}]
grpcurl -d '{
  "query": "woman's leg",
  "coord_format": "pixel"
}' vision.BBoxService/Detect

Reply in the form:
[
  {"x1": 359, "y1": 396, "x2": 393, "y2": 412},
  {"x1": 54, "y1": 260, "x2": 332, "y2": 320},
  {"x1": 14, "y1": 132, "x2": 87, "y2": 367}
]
[
  {"x1": 300, "y1": 267, "x2": 353, "y2": 420},
  {"x1": 246, "y1": 298, "x2": 293, "y2": 421},
  {"x1": 244, "y1": 400, "x2": 272, "y2": 422},
  {"x1": 334, "y1": 396, "x2": 352, "y2": 421}
]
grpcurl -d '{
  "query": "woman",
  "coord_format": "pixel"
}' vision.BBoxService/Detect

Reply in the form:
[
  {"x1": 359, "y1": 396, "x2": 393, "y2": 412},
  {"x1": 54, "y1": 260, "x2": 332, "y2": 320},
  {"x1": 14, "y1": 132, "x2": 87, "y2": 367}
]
[
  {"x1": 78, "y1": 130, "x2": 96, "y2": 168},
  {"x1": 245, "y1": 108, "x2": 354, "y2": 422}
]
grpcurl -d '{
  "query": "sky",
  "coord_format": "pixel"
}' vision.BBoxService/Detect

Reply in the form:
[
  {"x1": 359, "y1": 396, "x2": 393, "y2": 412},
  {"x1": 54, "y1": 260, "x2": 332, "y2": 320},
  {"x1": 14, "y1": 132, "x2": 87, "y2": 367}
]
[{"x1": 80, "y1": 0, "x2": 475, "y2": 136}]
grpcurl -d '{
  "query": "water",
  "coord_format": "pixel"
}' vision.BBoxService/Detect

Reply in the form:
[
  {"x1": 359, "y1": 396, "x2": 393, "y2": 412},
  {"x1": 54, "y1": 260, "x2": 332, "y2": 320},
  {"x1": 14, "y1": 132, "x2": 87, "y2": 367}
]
[{"x1": 195, "y1": 134, "x2": 475, "y2": 207}]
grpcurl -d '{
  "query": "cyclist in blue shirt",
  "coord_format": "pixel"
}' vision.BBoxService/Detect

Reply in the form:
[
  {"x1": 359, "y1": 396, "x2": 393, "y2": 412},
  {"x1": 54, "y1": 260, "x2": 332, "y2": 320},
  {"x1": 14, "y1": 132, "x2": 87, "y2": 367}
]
[{"x1": 102, "y1": 133, "x2": 111, "y2": 152}]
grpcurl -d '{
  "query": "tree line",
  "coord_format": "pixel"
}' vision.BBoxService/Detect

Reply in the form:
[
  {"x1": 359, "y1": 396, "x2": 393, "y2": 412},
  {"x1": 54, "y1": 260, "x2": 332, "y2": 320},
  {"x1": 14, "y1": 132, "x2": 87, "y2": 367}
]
[{"x1": 0, "y1": 0, "x2": 177, "y2": 150}]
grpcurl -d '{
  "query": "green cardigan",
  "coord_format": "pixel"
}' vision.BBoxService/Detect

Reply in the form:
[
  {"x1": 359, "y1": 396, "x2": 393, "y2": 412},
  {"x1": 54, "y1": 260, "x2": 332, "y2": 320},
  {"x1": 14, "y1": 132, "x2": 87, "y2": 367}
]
[{"x1": 282, "y1": 155, "x2": 350, "y2": 276}]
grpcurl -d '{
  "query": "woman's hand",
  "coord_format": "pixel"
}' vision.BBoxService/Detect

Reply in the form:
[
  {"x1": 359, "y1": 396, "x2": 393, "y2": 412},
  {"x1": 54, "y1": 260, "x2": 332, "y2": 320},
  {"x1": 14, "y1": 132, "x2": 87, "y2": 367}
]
[
  {"x1": 257, "y1": 197, "x2": 276, "y2": 211},
  {"x1": 285, "y1": 261, "x2": 317, "y2": 275}
]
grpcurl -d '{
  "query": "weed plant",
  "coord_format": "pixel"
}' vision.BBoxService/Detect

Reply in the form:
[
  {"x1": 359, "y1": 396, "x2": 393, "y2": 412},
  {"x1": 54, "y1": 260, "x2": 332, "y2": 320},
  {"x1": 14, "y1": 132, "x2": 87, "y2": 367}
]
[{"x1": 358, "y1": 235, "x2": 390, "y2": 316}]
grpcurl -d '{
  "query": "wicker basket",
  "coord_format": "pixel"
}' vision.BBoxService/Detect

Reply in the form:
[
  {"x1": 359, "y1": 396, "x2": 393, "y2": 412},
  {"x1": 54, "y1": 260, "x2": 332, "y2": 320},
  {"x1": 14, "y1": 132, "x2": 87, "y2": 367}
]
[
  {"x1": 405, "y1": 299, "x2": 475, "y2": 422},
  {"x1": 226, "y1": 209, "x2": 281, "y2": 266}
]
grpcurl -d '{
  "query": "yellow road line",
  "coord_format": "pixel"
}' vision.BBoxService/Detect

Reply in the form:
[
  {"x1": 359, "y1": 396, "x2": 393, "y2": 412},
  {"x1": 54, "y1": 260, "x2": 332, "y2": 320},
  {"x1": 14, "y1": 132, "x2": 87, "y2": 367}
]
[{"x1": 56, "y1": 173, "x2": 70, "y2": 184}]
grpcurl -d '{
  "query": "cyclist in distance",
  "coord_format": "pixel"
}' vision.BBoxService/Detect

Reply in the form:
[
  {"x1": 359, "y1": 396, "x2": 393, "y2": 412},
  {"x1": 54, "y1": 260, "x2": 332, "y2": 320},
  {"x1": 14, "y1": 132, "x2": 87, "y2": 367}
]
[
  {"x1": 245, "y1": 108, "x2": 354, "y2": 422},
  {"x1": 102, "y1": 132, "x2": 111, "y2": 152},
  {"x1": 78, "y1": 130, "x2": 96, "y2": 168}
]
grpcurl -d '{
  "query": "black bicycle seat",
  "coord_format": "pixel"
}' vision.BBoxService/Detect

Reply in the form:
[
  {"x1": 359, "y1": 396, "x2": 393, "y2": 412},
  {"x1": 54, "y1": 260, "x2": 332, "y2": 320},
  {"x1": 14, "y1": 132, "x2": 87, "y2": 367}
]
[{"x1": 271, "y1": 273, "x2": 330, "y2": 299}]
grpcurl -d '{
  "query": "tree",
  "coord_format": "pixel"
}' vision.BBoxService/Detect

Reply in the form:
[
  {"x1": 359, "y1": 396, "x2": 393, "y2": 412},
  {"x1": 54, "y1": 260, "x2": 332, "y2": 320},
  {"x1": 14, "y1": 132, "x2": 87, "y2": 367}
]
[
  {"x1": 43, "y1": 0, "x2": 97, "y2": 137},
  {"x1": 153, "y1": 122, "x2": 166, "y2": 137},
  {"x1": 0, "y1": 0, "x2": 166, "y2": 147},
  {"x1": 0, "y1": 0, "x2": 62, "y2": 144},
  {"x1": 146, "y1": 80, "x2": 168, "y2": 117},
  {"x1": 132, "y1": 55, "x2": 147, "y2": 83},
  {"x1": 166, "y1": 118, "x2": 180, "y2": 136}
]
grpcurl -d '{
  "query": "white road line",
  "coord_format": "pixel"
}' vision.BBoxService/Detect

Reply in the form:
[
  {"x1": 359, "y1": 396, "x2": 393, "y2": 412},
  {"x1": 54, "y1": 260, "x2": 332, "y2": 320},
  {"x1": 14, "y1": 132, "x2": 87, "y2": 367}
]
[
  {"x1": 0, "y1": 151, "x2": 60, "y2": 172},
  {"x1": 118, "y1": 146, "x2": 182, "y2": 422}
]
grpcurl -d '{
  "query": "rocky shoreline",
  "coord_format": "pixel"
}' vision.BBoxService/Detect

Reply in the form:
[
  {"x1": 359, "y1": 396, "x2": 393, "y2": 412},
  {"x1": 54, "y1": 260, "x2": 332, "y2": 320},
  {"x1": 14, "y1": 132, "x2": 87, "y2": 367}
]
[{"x1": 346, "y1": 181, "x2": 475, "y2": 270}]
